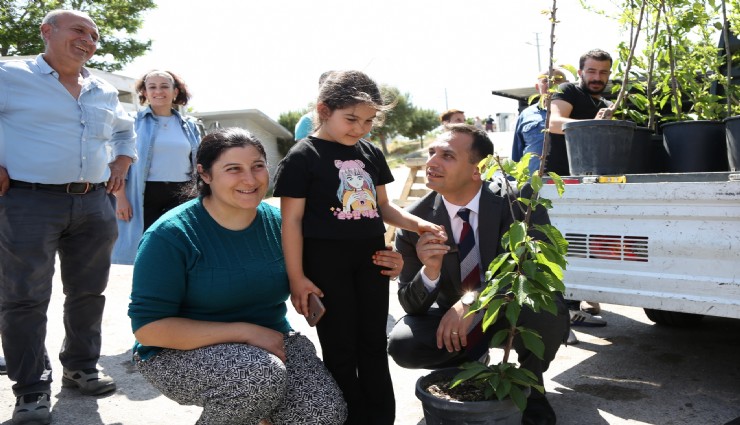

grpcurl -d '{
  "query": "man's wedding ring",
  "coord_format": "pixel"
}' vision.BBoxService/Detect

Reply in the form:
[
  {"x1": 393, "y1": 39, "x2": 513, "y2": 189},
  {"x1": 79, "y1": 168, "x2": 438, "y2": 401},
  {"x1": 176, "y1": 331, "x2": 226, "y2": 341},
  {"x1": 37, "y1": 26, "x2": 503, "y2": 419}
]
[{"x1": 451, "y1": 331, "x2": 459, "y2": 335}]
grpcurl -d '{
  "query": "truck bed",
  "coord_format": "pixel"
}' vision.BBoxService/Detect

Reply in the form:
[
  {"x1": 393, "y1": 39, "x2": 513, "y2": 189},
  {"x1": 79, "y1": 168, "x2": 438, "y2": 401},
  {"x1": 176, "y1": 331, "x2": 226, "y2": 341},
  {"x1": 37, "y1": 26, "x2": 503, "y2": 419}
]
[{"x1": 542, "y1": 172, "x2": 740, "y2": 319}]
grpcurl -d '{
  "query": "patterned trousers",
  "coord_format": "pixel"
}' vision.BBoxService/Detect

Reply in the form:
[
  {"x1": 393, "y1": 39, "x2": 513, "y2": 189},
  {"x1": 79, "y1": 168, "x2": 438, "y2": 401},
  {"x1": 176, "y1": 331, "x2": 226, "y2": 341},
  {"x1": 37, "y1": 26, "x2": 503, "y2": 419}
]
[{"x1": 136, "y1": 333, "x2": 347, "y2": 425}]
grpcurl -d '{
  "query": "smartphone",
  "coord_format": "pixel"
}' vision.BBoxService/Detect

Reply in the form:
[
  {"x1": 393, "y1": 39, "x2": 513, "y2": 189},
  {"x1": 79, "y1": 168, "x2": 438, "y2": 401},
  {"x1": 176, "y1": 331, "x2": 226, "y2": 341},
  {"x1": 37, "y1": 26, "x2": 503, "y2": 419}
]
[{"x1": 306, "y1": 293, "x2": 326, "y2": 327}]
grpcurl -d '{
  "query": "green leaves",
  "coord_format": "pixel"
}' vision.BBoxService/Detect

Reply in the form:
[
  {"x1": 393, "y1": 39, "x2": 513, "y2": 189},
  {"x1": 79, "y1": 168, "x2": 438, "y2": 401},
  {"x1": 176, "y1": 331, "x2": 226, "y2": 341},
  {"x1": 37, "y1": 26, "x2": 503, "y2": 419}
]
[
  {"x1": 450, "y1": 107, "x2": 570, "y2": 410},
  {"x1": 451, "y1": 361, "x2": 543, "y2": 411},
  {"x1": 534, "y1": 223, "x2": 568, "y2": 255},
  {"x1": 616, "y1": 0, "x2": 739, "y2": 121},
  {"x1": 1, "y1": 1, "x2": 156, "y2": 71},
  {"x1": 547, "y1": 172, "x2": 565, "y2": 197},
  {"x1": 507, "y1": 222, "x2": 527, "y2": 253}
]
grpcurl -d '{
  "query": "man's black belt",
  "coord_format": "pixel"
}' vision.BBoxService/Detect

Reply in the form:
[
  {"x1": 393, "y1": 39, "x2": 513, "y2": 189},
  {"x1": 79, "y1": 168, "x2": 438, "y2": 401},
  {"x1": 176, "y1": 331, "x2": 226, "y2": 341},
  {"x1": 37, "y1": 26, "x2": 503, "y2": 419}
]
[{"x1": 9, "y1": 179, "x2": 105, "y2": 194}]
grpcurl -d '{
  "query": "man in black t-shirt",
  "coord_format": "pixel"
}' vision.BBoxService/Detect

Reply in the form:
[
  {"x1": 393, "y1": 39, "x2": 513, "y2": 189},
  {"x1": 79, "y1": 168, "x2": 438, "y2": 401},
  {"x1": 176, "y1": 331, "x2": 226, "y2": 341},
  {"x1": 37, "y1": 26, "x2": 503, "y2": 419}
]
[
  {"x1": 548, "y1": 48, "x2": 614, "y2": 176},
  {"x1": 548, "y1": 49, "x2": 613, "y2": 329}
]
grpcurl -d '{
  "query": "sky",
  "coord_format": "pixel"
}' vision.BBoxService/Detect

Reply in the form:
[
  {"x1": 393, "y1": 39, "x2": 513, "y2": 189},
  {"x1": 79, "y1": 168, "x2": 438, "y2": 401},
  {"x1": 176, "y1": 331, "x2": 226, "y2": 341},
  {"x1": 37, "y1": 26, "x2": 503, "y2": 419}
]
[{"x1": 120, "y1": 0, "x2": 626, "y2": 122}]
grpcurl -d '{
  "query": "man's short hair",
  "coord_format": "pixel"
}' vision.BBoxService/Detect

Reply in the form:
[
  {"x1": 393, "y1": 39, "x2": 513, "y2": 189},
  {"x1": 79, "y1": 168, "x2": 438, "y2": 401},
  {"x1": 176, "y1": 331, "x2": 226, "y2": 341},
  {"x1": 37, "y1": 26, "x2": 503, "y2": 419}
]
[
  {"x1": 40, "y1": 10, "x2": 95, "y2": 45},
  {"x1": 444, "y1": 123, "x2": 493, "y2": 163},
  {"x1": 579, "y1": 49, "x2": 613, "y2": 70},
  {"x1": 538, "y1": 67, "x2": 569, "y2": 83},
  {"x1": 440, "y1": 109, "x2": 465, "y2": 123}
]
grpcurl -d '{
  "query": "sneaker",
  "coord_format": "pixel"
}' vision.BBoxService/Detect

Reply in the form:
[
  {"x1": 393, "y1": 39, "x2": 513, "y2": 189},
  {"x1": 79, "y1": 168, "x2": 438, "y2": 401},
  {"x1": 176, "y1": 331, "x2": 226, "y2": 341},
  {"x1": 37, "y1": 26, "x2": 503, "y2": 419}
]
[
  {"x1": 570, "y1": 310, "x2": 607, "y2": 327},
  {"x1": 62, "y1": 368, "x2": 116, "y2": 396},
  {"x1": 566, "y1": 329, "x2": 579, "y2": 345},
  {"x1": 13, "y1": 392, "x2": 51, "y2": 425},
  {"x1": 0, "y1": 355, "x2": 6, "y2": 375},
  {"x1": 580, "y1": 301, "x2": 602, "y2": 315}
]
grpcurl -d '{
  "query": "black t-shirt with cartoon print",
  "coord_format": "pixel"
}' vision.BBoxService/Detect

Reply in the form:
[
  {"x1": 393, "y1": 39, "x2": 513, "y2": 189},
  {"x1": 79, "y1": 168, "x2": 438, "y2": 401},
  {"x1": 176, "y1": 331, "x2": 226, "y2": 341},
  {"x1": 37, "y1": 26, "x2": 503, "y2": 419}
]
[{"x1": 273, "y1": 136, "x2": 394, "y2": 240}]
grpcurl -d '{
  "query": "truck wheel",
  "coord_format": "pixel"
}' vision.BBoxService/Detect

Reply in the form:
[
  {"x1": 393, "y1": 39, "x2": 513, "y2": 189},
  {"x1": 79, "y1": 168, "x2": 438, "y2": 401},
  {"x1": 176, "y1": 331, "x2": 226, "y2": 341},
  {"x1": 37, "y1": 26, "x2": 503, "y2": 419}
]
[{"x1": 643, "y1": 308, "x2": 703, "y2": 326}]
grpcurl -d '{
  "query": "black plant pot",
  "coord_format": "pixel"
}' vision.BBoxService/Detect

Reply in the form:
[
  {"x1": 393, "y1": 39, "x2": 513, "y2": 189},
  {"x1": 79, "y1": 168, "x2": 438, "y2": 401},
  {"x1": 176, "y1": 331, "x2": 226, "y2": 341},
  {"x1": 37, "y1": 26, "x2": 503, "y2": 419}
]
[
  {"x1": 661, "y1": 120, "x2": 728, "y2": 173},
  {"x1": 649, "y1": 133, "x2": 671, "y2": 174},
  {"x1": 563, "y1": 119, "x2": 637, "y2": 175},
  {"x1": 632, "y1": 126, "x2": 653, "y2": 173},
  {"x1": 724, "y1": 116, "x2": 740, "y2": 171},
  {"x1": 633, "y1": 127, "x2": 670, "y2": 174},
  {"x1": 415, "y1": 368, "x2": 524, "y2": 425}
]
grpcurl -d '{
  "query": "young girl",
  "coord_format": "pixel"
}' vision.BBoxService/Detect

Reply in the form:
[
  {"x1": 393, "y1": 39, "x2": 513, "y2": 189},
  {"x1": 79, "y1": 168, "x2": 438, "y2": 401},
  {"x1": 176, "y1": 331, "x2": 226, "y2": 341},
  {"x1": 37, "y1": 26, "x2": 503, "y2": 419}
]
[{"x1": 273, "y1": 70, "x2": 443, "y2": 425}]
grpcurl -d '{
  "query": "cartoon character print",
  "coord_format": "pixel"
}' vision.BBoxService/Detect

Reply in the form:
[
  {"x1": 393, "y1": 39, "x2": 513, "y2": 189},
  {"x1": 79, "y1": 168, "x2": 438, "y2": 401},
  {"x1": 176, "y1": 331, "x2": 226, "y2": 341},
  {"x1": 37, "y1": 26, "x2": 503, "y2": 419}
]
[{"x1": 334, "y1": 159, "x2": 380, "y2": 220}]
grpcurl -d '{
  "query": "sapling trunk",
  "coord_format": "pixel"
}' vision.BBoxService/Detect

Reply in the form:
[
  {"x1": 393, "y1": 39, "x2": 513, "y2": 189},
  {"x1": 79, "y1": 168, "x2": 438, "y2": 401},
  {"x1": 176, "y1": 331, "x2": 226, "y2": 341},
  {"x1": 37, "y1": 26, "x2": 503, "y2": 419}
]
[
  {"x1": 604, "y1": 0, "x2": 647, "y2": 119},
  {"x1": 721, "y1": 0, "x2": 733, "y2": 117},
  {"x1": 646, "y1": 5, "x2": 662, "y2": 131},
  {"x1": 662, "y1": 1, "x2": 682, "y2": 120},
  {"x1": 539, "y1": 0, "x2": 558, "y2": 180}
]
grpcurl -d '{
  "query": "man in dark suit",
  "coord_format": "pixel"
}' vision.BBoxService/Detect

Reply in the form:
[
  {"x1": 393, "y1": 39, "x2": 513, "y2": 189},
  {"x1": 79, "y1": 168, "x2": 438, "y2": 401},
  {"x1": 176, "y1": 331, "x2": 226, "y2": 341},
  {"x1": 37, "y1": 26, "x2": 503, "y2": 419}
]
[{"x1": 387, "y1": 124, "x2": 568, "y2": 425}]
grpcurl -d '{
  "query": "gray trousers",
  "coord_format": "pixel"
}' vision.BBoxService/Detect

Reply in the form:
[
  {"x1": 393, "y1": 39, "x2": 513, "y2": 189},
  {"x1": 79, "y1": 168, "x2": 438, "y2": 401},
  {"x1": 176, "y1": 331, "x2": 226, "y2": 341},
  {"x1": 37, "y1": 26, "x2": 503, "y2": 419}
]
[{"x1": 0, "y1": 186, "x2": 117, "y2": 396}]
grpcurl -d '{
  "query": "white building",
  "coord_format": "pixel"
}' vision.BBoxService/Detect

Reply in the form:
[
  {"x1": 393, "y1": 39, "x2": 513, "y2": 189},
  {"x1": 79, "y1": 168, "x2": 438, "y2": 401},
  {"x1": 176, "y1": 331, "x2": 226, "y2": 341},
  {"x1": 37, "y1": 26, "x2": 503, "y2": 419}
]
[{"x1": 191, "y1": 109, "x2": 293, "y2": 178}]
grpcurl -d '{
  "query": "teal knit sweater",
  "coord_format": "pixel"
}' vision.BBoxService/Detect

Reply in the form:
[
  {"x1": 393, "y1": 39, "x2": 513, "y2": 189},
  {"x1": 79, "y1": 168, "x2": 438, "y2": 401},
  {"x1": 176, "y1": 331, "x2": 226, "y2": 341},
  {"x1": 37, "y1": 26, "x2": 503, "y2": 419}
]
[{"x1": 128, "y1": 198, "x2": 291, "y2": 359}]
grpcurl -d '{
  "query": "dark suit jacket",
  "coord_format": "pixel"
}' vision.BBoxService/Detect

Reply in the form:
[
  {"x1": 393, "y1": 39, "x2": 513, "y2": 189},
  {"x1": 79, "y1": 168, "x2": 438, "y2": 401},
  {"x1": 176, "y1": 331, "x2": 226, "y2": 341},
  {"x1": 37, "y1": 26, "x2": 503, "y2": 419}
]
[{"x1": 394, "y1": 181, "x2": 550, "y2": 314}]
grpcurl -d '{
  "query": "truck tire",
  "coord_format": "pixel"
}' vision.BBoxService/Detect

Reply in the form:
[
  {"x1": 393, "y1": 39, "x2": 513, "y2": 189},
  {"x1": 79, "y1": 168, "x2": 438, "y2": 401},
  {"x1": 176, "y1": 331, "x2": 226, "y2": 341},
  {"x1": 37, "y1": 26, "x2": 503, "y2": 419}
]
[{"x1": 643, "y1": 308, "x2": 704, "y2": 326}]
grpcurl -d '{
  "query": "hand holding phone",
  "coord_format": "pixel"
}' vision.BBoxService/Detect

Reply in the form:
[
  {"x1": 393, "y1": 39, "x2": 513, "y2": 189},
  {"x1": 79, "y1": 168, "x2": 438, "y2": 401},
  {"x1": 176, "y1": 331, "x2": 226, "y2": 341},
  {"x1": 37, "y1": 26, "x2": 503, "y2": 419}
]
[{"x1": 306, "y1": 293, "x2": 326, "y2": 327}]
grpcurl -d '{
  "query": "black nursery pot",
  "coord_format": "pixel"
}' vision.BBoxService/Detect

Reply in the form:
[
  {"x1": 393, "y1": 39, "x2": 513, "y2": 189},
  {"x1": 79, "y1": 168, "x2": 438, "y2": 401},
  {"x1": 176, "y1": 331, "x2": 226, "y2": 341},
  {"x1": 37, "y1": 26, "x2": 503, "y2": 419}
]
[
  {"x1": 724, "y1": 116, "x2": 740, "y2": 171},
  {"x1": 415, "y1": 368, "x2": 524, "y2": 425},
  {"x1": 633, "y1": 127, "x2": 670, "y2": 174},
  {"x1": 563, "y1": 119, "x2": 637, "y2": 175},
  {"x1": 661, "y1": 120, "x2": 729, "y2": 173}
]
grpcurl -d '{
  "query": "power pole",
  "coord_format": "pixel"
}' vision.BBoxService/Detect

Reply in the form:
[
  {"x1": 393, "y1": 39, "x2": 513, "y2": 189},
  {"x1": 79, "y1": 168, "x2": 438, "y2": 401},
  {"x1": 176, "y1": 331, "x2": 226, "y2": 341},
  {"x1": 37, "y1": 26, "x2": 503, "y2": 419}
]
[
  {"x1": 526, "y1": 32, "x2": 542, "y2": 72},
  {"x1": 535, "y1": 32, "x2": 542, "y2": 72}
]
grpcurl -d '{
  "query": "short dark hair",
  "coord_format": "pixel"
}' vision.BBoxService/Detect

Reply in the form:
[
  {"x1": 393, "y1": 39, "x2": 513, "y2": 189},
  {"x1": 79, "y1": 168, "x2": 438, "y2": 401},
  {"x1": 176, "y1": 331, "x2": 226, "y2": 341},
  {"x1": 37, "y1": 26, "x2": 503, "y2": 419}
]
[
  {"x1": 439, "y1": 109, "x2": 465, "y2": 123},
  {"x1": 579, "y1": 49, "x2": 613, "y2": 70},
  {"x1": 192, "y1": 128, "x2": 267, "y2": 197},
  {"x1": 135, "y1": 70, "x2": 192, "y2": 106},
  {"x1": 445, "y1": 123, "x2": 493, "y2": 163}
]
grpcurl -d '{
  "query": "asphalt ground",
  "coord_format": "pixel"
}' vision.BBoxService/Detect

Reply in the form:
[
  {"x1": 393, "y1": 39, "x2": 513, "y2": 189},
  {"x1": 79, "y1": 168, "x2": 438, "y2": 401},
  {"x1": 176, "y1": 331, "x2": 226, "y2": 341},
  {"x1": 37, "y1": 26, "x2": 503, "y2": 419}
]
[
  {"x1": 1, "y1": 263, "x2": 739, "y2": 425},
  {"x1": 1, "y1": 165, "x2": 739, "y2": 424}
]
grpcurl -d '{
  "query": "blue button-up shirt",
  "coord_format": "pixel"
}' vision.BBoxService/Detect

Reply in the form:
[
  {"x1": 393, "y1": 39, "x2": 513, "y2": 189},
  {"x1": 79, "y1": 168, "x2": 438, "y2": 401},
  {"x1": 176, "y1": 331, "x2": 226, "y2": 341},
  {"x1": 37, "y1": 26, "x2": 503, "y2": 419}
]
[
  {"x1": 511, "y1": 104, "x2": 547, "y2": 175},
  {"x1": 0, "y1": 55, "x2": 136, "y2": 184}
]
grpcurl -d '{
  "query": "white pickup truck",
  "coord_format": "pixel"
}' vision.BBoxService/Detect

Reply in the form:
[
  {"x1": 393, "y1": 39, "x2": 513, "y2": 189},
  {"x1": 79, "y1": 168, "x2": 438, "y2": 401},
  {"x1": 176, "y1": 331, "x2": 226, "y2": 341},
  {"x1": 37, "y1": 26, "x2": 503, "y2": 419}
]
[{"x1": 542, "y1": 171, "x2": 740, "y2": 325}]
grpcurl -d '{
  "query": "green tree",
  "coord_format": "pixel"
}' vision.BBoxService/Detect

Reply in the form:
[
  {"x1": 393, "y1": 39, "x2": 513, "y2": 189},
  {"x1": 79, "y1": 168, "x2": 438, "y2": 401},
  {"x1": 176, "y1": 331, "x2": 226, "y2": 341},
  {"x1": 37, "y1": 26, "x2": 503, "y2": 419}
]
[
  {"x1": 370, "y1": 86, "x2": 411, "y2": 154},
  {"x1": 407, "y1": 108, "x2": 439, "y2": 148},
  {"x1": 278, "y1": 109, "x2": 308, "y2": 140},
  {"x1": 276, "y1": 109, "x2": 308, "y2": 156},
  {"x1": 1, "y1": 0, "x2": 155, "y2": 72}
]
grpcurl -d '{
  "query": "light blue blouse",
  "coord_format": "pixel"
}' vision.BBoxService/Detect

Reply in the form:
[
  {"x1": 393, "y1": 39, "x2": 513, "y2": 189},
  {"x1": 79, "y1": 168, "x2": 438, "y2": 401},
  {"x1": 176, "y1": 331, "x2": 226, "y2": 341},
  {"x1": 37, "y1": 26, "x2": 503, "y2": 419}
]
[{"x1": 111, "y1": 107, "x2": 201, "y2": 265}]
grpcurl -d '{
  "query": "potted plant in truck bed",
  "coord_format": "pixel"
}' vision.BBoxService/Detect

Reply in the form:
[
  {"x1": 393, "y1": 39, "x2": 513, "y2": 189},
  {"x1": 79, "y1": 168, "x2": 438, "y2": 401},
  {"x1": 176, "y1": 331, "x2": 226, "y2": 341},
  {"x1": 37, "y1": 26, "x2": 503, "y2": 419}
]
[
  {"x1": 590, "y1": 0, "x2": 739, "y2": 174},
  {"x1": 719, "y1": 0, "x2": 740, "y2": 171},
  {"x1": 558, "y1": 0, "x2": 648, "y2": 176},
  {"x1": 607, "y1": 0, "x2": 735, "y2": 172},
  {"x1": 656, "y1": 0, "x2": 731, "y2": 172},
  {"x1": 414, "y1": 3, "x2": 568, "y2": 424}
]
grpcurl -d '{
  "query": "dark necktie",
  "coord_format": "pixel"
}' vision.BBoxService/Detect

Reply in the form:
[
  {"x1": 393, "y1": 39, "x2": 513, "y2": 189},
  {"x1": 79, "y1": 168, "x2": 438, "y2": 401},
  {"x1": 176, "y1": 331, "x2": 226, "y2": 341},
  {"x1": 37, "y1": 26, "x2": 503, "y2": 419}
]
[{"x1": 457, "y1": 208, "x2": 480, "y2": 291}]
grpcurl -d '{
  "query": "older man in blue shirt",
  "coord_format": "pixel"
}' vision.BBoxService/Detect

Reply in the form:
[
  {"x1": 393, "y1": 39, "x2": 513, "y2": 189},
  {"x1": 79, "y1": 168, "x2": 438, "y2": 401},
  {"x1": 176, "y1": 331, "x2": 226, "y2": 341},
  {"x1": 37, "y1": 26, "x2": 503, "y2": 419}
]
[
  {"x1": 0, "y1": 9, "x2": 136, "y2": 424},
  {"x1": 511, "y1": 68, "x2": 568, "y2": 175}
]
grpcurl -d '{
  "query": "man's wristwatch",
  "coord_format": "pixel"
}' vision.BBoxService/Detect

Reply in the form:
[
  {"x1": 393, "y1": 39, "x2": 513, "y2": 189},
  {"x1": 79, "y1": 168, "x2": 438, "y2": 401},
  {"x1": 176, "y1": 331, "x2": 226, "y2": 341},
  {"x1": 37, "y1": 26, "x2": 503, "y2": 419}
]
[{"x1": 460, "y1": 291, "x2": 477, "y2": 307}]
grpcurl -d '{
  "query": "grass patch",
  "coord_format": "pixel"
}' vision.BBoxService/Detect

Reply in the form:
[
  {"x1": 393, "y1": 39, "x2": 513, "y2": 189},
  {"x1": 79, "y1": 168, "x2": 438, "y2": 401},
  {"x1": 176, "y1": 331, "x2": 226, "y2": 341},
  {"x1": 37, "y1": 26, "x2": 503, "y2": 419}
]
[{"x1": 385, "y1": 135, "x2": 435, "y2": 168}]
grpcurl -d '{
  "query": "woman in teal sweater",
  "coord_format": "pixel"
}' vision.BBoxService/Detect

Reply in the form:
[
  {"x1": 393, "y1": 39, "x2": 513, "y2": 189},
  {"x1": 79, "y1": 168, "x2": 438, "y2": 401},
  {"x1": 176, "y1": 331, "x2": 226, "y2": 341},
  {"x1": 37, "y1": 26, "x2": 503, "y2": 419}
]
[{"x1": 129, "y1": 128, "x2": 404, "y2": 424}]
